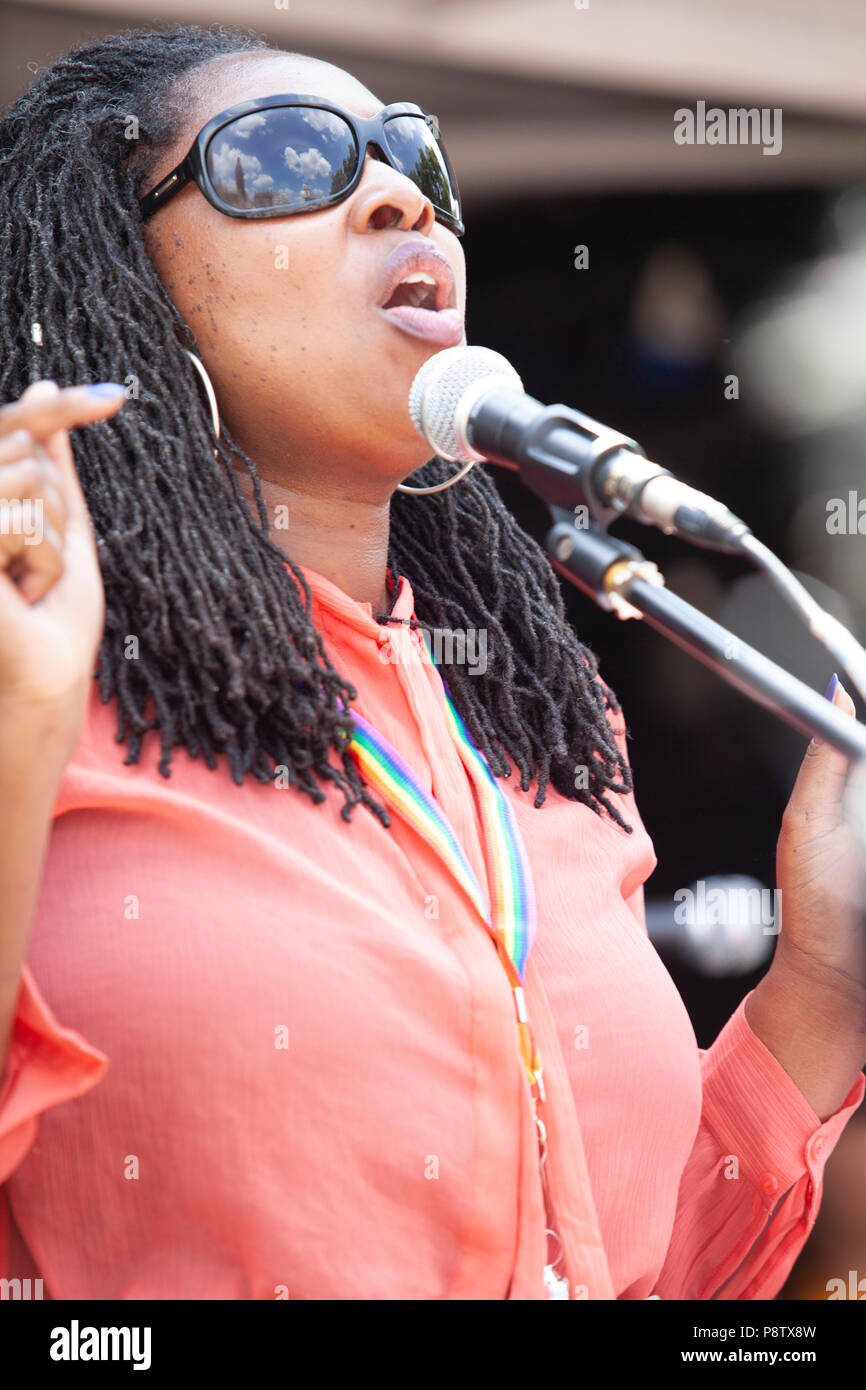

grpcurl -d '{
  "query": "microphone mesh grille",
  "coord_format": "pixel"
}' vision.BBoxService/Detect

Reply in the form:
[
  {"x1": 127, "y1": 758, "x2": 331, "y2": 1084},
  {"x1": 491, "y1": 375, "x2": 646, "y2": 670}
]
[{"x1": 408, "y1": 346, "x2": 523, "y2": 463}]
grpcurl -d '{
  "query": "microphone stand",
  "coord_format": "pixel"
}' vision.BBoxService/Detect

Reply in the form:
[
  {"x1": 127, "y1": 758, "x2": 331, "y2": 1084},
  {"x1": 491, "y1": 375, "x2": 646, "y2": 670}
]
[{"x1": 545, "y1": 516, "x2": 866, "y2": 763}]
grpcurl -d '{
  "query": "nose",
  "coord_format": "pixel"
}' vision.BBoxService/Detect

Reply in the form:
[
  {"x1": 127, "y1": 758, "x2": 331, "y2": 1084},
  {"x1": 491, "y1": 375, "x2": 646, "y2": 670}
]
[{"x1": 347, "y1": 153, "x2": 436, "y2": 238}]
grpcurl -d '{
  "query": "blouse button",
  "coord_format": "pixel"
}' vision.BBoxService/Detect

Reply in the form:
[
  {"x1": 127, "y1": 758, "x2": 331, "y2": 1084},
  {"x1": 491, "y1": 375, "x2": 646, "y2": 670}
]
[
  {"x1": 810, "y1": 1134, "x2": 826, "y2": 1161},
  {"x1": 760, "y1": 1172, "x2": 779, "y2": 1198}
]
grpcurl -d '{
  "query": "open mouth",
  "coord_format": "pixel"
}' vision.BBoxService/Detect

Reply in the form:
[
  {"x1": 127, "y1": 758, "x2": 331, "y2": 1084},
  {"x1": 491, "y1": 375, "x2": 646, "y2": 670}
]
[
  {"x1": 377, "y1": 243, "x2": 464, "y2": 347},
  {"x1": 382, "y1": 271, "x2": 440, "y2": 312}
]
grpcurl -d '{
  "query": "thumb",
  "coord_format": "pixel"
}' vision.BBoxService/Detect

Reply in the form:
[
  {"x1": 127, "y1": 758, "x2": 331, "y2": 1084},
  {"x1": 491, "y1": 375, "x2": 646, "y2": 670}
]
[{"x1": 784, "y1": 675, "x2": 857, "y2": 831}]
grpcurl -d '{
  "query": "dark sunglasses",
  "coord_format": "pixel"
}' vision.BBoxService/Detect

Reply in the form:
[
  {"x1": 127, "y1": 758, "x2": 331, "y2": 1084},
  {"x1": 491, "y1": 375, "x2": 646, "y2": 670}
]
[{"x1": 138, "y1": 95, "x2": 464, "y2": 236}]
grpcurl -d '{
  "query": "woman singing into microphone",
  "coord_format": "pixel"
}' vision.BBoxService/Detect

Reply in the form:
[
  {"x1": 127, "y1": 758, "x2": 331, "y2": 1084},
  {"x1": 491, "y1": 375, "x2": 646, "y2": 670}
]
[{"x1": 0, "y1": 25, "x2": 863, "y2": 1300}]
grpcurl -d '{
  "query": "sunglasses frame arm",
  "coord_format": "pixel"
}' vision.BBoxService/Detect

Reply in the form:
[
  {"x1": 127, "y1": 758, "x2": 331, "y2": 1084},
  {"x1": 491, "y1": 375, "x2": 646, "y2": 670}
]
[{"x1": 138, "y1": 154, "x2": 195, "y2": 220}]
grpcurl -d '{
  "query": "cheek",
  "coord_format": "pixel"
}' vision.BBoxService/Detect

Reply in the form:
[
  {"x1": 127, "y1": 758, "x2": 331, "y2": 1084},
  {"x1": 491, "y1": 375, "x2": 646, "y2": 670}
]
[
  {"x1": 432, "y1": 227, "x2": 466, "y2": 303},
  {"x1": 145, "y1": 216, "x2": 226, "y2": 338},
  {"x1": 187, "y1": 235, "x2": 347, "y2": 356}
]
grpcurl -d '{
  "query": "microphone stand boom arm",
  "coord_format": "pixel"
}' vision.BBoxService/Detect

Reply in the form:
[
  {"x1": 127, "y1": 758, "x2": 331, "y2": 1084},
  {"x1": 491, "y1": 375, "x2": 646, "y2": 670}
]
[{"x1": 546, "y1": 518, "x2": 866, "y2": 763}]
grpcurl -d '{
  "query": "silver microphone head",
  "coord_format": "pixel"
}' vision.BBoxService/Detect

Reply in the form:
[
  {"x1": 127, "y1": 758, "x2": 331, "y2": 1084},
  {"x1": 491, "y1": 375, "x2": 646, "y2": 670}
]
[{"x1": 408, "y1": 345, "x2": 524, "y2": 464}]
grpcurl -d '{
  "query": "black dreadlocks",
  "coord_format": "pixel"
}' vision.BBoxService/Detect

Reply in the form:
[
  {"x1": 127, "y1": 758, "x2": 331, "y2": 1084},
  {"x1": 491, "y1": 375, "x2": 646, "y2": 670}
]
[{"x1": 0, "y1": 24, "x2": 633, "y2": 831}]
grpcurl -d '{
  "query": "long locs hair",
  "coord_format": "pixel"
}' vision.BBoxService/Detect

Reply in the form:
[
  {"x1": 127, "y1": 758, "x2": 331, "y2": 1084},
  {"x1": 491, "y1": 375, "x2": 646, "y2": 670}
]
[{"x1": 0, "y1": 23, "x2": 633, "y2": 830}]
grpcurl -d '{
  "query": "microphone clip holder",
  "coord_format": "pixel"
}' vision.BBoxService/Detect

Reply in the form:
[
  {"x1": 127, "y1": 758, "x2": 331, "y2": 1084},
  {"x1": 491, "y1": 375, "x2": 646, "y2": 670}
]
[{"x1": 472, "y1": 390, "x2": 655, "y2": 529}]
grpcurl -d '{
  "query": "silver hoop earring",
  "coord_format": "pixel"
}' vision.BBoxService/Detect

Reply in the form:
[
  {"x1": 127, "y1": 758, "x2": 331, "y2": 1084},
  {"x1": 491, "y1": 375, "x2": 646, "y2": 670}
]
[
  {"x1": 396, "y1": 459, "x2": 476, "y2": 495},
  {"x1": 183, "y1": 349, "x2": 221, "y2": 441}
]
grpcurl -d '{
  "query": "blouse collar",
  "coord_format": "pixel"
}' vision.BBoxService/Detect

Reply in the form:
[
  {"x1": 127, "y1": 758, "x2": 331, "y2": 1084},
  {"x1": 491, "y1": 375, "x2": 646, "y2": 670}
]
[{"x1": 297, "y1": 564, "x2": 416, "y2": 638}]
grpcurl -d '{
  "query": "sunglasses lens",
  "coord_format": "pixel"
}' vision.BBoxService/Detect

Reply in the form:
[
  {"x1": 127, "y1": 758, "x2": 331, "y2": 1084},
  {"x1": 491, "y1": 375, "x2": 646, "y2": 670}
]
[
  {"x1": 382, "y1": 115, "x2": 461, "y2": 225},
  {"x1": 205, "y1": 107, "x2": 358, "y2": 212}
]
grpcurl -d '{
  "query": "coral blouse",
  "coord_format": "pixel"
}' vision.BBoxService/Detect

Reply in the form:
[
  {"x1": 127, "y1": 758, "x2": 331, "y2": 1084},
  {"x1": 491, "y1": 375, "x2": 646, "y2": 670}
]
[{"x1": 0, "y1": 567, "x2": 862, "y2": 1300}]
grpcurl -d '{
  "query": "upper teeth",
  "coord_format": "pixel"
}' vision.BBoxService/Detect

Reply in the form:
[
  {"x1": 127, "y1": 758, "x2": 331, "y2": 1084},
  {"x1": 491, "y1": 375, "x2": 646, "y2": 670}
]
[{"x1": 401, "y1": 272, "x2": 436, "y2": 285}]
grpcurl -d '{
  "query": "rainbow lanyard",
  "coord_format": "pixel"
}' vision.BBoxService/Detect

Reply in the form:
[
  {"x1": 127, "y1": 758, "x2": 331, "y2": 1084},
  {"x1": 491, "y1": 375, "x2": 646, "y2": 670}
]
[{"x1": 346, "y1": 642, "x2": 544, "y2": 1096}]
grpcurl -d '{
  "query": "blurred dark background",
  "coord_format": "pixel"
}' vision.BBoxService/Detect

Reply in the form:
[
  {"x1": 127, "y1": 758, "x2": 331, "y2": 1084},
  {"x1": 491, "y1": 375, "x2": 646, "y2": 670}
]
[
  {"x1": 471, "y1": 184, "x2": 825, "y2": 1042},
  {"x1": 4, "y1": 0, "x2": 866, "y2": 1301}
]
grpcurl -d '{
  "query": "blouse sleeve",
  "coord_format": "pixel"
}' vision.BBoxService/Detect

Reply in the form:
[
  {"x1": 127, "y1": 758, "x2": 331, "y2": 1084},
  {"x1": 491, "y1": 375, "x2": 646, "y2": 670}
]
[
  {"x1": 0, "y1": 967, "x2": 108, "y2": 1279},
  {"x1": 652, "y1": 994, "x2": 865, "y2": 1299},
  {"x1": 0, "y1": 966, "x2": 108, "y2": 1185}
]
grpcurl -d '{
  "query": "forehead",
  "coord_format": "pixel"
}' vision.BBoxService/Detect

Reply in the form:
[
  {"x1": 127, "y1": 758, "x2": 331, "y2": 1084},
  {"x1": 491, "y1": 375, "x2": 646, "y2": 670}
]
[{"x1": 184, "y1": 51, "x2": 383, "y2": 128}]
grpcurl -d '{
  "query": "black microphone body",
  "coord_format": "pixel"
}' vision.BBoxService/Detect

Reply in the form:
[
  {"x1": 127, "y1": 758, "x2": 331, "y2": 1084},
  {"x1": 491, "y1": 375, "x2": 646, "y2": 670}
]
[{"x1": 468, "y1": 388, "x2": 750, "y2": 553}]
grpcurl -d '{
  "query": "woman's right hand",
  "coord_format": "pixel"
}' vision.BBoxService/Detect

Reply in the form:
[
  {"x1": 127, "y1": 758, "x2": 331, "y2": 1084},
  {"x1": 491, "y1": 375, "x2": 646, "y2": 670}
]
[{"x1": 0, "y1": 379, "x2": 126, "y2": 724}]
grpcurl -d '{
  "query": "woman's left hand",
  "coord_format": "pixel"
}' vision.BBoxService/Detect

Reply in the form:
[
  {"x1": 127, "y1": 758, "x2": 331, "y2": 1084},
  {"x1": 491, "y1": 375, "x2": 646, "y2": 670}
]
[
  {"x1": 746, "y1": 676, "x2": 866, "y2": 1120},
  {"x1": 775, "y1": 677, "x2": 866, "y2": 1012}
]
